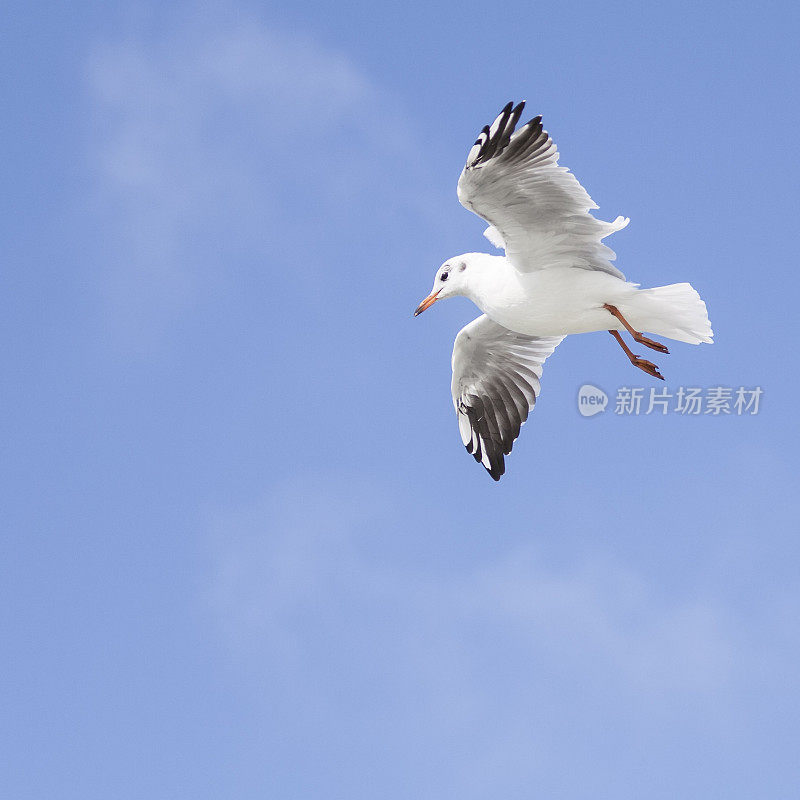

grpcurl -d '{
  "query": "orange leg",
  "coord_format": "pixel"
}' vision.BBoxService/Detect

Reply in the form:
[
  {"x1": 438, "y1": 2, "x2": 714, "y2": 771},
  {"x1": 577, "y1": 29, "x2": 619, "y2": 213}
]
[
  {"x1": 608, "y1": 330, "x2": 665, "y2": 381},
  {"x1": 603, "y1": 303, "x2": 670, "y2": 354}
]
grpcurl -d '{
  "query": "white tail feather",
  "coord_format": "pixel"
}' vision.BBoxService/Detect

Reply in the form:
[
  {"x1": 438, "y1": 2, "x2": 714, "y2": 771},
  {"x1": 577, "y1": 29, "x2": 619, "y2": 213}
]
[{"x1": 629, "y1": 282, "x2": 713, "y2": 345}]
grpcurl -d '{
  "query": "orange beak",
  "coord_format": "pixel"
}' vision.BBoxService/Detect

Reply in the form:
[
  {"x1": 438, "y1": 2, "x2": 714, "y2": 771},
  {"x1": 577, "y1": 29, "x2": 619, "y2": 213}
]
[{"x1": 414, "y1": 289, "x2": 441, "y2": 317}]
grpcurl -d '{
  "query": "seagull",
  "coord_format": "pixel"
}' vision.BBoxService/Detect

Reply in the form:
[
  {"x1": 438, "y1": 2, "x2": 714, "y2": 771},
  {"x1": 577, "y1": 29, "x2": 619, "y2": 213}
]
[{"x1": 414, "y1": 101, "x2": 713, "y2": 481}]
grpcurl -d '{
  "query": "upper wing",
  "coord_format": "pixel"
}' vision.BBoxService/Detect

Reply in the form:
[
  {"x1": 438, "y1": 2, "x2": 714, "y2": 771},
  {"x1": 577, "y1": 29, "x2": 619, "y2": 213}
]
[
  {"x1": 457, "y1": 101, "x2": 629, "y2": 279},
  {"x1": 451, "y1": 315, "x2": 563, "y2": 481}
]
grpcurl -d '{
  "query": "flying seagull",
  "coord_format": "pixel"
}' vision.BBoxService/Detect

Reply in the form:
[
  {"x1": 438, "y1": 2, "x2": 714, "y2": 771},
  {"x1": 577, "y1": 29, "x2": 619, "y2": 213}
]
[{"x1": 414, "y1": 101, "x2": 712, "y2": 481}]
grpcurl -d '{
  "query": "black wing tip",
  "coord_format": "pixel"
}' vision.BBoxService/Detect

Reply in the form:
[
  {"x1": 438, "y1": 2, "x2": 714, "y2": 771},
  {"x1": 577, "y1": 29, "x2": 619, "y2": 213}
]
[
  {"x1": 487, "y1": 463, "x2": 504, "y2": 481},
  {"x1": 523, "y1": 115, "x2": 544, "y2": 135},
  {"x1": 465, "y1": 444, "x2": 506, "y2": 481},
  {"x1": 467, "y1": 101, "x2": 540, "y2": 169}
]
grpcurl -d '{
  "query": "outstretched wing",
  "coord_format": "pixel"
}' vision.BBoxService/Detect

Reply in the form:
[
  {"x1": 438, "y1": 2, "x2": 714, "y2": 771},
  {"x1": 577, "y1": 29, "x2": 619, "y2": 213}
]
[
  {"x1": 451, "y1": 315, "x2": 563, "y2": 481},
  {"x1": 457, "y1": 101, "x2": 629, "y2": 279}
]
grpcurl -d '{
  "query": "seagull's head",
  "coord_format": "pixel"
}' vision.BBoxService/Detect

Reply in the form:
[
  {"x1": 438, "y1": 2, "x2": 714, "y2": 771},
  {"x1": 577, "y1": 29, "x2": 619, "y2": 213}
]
[{"x1": 414, "y1": 256, "x2": 477, "y2": 316}]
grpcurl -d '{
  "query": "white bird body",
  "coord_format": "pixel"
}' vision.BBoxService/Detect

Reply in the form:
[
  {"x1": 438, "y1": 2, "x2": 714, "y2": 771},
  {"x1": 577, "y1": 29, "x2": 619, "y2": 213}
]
[
  {"x1": 414, "y1": 101, "x2": 713, "y2": 480},
  {"x1": 449, "y1": 254, "x2": 711, "y2": 344}
]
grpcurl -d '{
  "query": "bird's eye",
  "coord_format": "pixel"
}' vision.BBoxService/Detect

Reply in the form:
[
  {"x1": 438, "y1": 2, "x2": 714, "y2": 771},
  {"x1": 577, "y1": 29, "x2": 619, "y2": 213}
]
[{"x1": 440, "y1": 272, "x2": 449, "y2": 282}]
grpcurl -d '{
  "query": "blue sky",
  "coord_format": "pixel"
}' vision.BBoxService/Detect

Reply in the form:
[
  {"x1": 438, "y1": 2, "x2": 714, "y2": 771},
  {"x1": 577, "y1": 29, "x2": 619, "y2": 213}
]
[{"x1": 3, "y1": 1, "x2": 799, "y2": 797}]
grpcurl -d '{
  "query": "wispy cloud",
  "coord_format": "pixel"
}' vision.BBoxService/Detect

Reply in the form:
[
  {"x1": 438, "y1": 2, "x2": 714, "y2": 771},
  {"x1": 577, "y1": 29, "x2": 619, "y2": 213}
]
[
  {"x1": 204, "y1": 474, "x2": 800, "y2": 793},
  {"x1": 85, "y1": 14, "x2": 419, "y2": 346},
  {"x1": 207, "y1": 475, "x2": 749, "y2": 699}
]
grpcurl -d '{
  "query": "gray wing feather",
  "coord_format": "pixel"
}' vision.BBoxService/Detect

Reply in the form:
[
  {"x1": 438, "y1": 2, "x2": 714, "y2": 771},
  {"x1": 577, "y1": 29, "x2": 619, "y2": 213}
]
[
  {"x1": 457, "y1": 102, "x2": 628, "y2": 279},
  {"x1": 451, "y1": 315, "x2": 563, "y2": 480}
]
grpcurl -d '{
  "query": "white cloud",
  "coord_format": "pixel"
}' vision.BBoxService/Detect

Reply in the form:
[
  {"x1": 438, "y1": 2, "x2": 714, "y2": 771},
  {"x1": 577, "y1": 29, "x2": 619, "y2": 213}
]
[
  {"x1": 207, "y1": 476, "x2": 742, "y2": 702},
  {"x1": 84, "y1": 14, "x2": 421, "y2": 345},
  {"x1": 202, "y1": 474, "x2": 800, "y2": 796}
]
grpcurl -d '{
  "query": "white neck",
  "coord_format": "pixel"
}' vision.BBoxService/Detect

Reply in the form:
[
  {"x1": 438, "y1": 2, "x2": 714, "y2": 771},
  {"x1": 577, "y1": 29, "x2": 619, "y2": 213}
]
[{"x1": 461, "y1": 253, "x2": 517, "y2": 310}]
